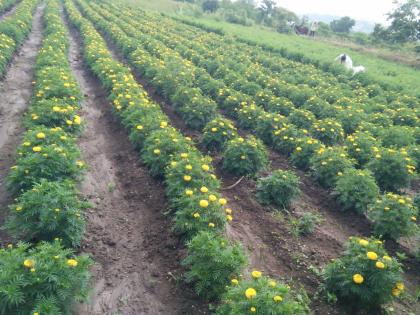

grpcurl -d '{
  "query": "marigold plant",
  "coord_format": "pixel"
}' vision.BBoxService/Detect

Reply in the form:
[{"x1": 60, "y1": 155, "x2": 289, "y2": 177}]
[
  {"x1": 256, "y1": 170, "x2": 301, "y2": 209},
  {"x1": 323, "y1": 236, "x2": 404, "y2": 311},
  {"x1": 216, "y1": 272, "x2": 310, "y2": 315},
  {"x1": 201, "y1": 116, "x2": 238, "y2": 151},
  {"x1": 368, "y1": 193, "x2": 418, "y2": 240},
  {"x1": 0, "y1": 241, "x2": 93, "y2": 315},
  {"x1": 182, "y1": 231, "x2": 246, "y2": 300}
]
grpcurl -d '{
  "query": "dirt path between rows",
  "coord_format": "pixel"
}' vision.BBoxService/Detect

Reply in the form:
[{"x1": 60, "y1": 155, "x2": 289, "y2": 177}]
[
  {"x1": 62, "y1": 10, "x2": 210, "y2": 315},
  {"x1": 94, "y1": 27, "x2": 420, "y2": 315},
  {"x1": 0, "y1": 3, "x2": 44, "y2": 245},
  {"x1": 0, "y1": 0, "x2": 21, "y2": 21}
]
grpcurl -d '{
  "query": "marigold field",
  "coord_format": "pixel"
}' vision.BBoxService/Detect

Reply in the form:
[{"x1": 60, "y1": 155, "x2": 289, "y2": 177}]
[{"x1": 0, "y1": 0, "x2": 418, "y2": 314}]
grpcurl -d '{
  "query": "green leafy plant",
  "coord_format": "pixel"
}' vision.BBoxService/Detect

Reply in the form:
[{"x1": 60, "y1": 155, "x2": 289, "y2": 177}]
[
  {"x1": 216, "y1": 271, "x2": 310, "y2": 315},
  {"x1": 0, "y1": 241, "x2": 93, "y2": 315},
  {"x1": 290, "y1": 212, "x2": 323, "y2": 236},
  {"x1": 311, "y1": 118, "x2": 345, "y2": 146},
  {"x1": 290, "y1": 137, "x2": 324, "y2": 171},
  {"x1": 182, "y1": 231, "x2": 246, "y2": 300},
  {"x1": 309, "y1": 147, "x2": 354, "y2": 188},
  {"x1": 367, "y1": 147, "x2": 414, "y2": 192},
  {"x1": 323, "y1": 236, "x2": 404, "y2": 312},
  {"x1": 368, "y1": 193, "x2": 418, "y2": 240},
  {"x1": 201, "y1": 116, "x2": 238, "y2": 151},
  {"x1": 334, "y1": 168, "x2": 379, "y2": 214},
  {"x1": 5, "y1": 180, "x2": 88, "y2": 248},
  {"x1": 222, "y1": 136, "x2": 268, "y2": 177},
  {"x1": 256, "y1": 170, "x2": 301, "y2": 209}
]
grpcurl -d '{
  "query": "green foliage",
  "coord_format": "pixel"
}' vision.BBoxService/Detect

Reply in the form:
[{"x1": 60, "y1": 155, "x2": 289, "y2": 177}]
[
  {"x1": 330, "y1": 16, "x2": 355, "y2": 33},
  {"x1": 288, "y1": 109, "x2": 315, "y2": 130},
  {"x1": 323, "y1": 236, "x2": 404, "y2": 311},
  {"x1": 223, "y1": 136, "x2": 268, "y2": 177},
  {"x1": 201, "y1": 117, "x2": 238, "y2": 151},
  {"x1": 256, "y1": 170, "x2": 301, "y2": 209},
  {"x1": 141, "y1": 126, "x2": 192, "y2": 177},
  {"x1": 290, "y1": 212, "x2": 323, "y2": 236},
  {"x1": 378, "y1": 125, "x2": 415, "y2": 148},
  {"x1": 216, "y1": 272, "x2": 310, "y2": 315},
  {"x1": 368, "y1": 193, "x2": 418, "y2": 240},
  {"x1": 0, "y1": 241, "x2": 93, "y2": 315},
  {"x1": 290, "y1": 137, "x2": 324, "y2": 171},
  {"x1": 309, "y1": 147, "x2": 354, "y2": 188},
  {"x1": 182, "y1": 231, "x2": 246, "y2": 300},
  {"x1": 310, "y1": 118, "x2": 345, "y2": 146},
  {"x1": 5, "y1": 180, "x2": 88, "y2": 248},
  {"x1": 334, "y1": 168, "x2": 379, "y2": 214},
  {"x1": 344, "y1": 131, "x2": 379, "y2": 167},
  {"x1": 367, "y1": 148, "x2": 413, "y2": 192}
]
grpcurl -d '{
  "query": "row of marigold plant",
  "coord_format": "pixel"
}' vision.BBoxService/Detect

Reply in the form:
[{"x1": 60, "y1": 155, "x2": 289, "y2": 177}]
[
  {"x1": 77, "y1": 0, "x2": 418, "y2": 245},
  {"x1": 0, "y1": 0, "x2": 17, "y2": 14},
  {"x1": 1, "y1": 1, "x2": 93, "y2": 314},
  {"x1": 74, "y1": 0, "x2": 414, "y2": 312},
  {"x1": 64, "y1": 0, "x2": 315, "y2": 313},
  {"x1": 0, "y1": 0, "x2": 38, "y2": 77}
]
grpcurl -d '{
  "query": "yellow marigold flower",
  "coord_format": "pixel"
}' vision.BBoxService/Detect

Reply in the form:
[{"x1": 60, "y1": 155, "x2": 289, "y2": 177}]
[
  {"x1": 376, "y1": 261, "x2": 385, "y2": 269},
  {"x1": 74, "y1": 115, "x2": 81, "y2": 125},
  {"x1": 23, "y1": 141, "x2": 31, "y2": 146},
  {"x1": 392, "y1": 288, "x2": 401, "y2": 297},
  {"x1": 193, "y1": 212, "x2": 200, "y2": 219},
  {"x1": 76, "y1": 161, "x2": 84, "y2": 167},
  {"x1": 185, "y1": 190, "x2": 193, "y2": 196},
  {"x1": 251, "y1": 270, "x2": 262, "y2": 278},
  {"x1": 185, "y1": 164, "x2": 192, "y2": 170},
  {"x1": 231, "y1": 278, "x2": 239, "y2": 285},
  {"x1": 211, "y1": 127, "x2": 217, "y2": 132},
  {"x1": 202, "y1": 164, "x2": 210, "y2": 171},
  {"x1": 180, "y1": 153, "x2": 188, "y2": 158},
  {"x1": 273, "y1": 295, "x2": 283, "y2": 302},
  {"x1": 7, "y1": 244, "x2": 13, "y2": 249},
  {"x1": 383, "y1": 255, "x2": 392, "y2": 262},
  {"x1": 396, "y1": 282, "x2": 404, "y2": 291},
  {"x1": 36, "y1": 132, "x2": 46, "y2": 139},
  {"x1": 60, "y1": 136, "x2": 67, "y2": 140},
  {"x1": 269, "y1": 280, "x2": 276, "y2": 287},
  {"x1": 240, "y1": 155, "x2": 246, "y2": 160},
  {"x1": 53, "y1": 106, "x2": 61, "y2": 112},
  {"x1": 67, "y1": 259, "x2": 78, "y2": 267},
  {"x1": 199, "y1": 200, "x2": 209, "y2": 208},
  {"x1": 250, "y1": 307, "x2": 256, "y2": 313},
  {"x1": 66, "y1": 120, "x2": 73, "y2": 125},
  {"x1": 153, "y1": 149, "x2": 160, "y2": 155},
  {"x1": 353, "y1": 273, "x2": 364, "y2": 284},
  {"x1": 208, "y1": 195, "x2": 217, "y2": 202},
  {"x1": 411, "y1": 216, "x2": 417, "y2": 221},
  {"x1": 199, "y1": 187, "x2": 208, "y2": 194},
  {"x1": 296, "y1": 147, "x2": 302, "y2": 152},
  {"x1": 16, "y1": 206, "x2": 23, "y2": 212},
  {"x1": 359, "y1": 239, "x2": 369, "y2": 246},
  {"x1": 208, "y1": 222, "x2": 215, "y2": 228},
  {"x1": 23, "y1": 259, "x2": 34, "y2": 268},
  {"x1": 32, "y1": 146, "x2": 42, "y2": 152},
  {"x1": 219, "y1": 198, "x2": 227, "y2": 205},
  {"x1": 367, "y1": 251, "x2": 378, "y2": 260},
  {"x1": 245, "y1": 287, "x2": 257, "y2": 299},
  {"x1": 226, "y1": 215, "x2": 233, "y2": 222},
  {"x1": 34, "y1": 312, "x2": 39, "y2": 315},
  {"x1": 136, "y1": 125, "x2": 143, "y2": 130},
  {"x1": 183, "y1": 175, "x2": 191, "y2": 182},
  {"x1": 30, "y1": 268, "x2": 36, "y2": 272},
  {"x1": 160, "y1": 121, "x2": 167, "y2": 128},
  {"x1": 225, "y1": 208, "x2": 232, "y2": 214}
]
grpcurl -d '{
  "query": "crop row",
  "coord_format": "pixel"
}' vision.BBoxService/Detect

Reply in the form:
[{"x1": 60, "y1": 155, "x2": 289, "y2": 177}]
[
  {"x1": 64, "y1": 0, "x2": 317, "y2": 313},
  {"x1": 73, "y1": 0, "x2": 415, "y2": 312},
  {"x1": 1, "y1": 0, "x2": 92, "y2": 313},
  {"x1": 0, "y1": 0, "x2": 38, "y2": 77},
  {"x1": 0, "y1": 0, "x2": 17, "y2": 14},
  {"x1": 77, "y1": 0, "x2": 418, "y2": 243}
]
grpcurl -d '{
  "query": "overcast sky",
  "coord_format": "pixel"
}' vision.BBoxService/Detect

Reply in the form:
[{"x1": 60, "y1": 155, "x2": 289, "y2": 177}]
[{"x1": 274, "y1": 0, "x2": 399, "y2": 24}]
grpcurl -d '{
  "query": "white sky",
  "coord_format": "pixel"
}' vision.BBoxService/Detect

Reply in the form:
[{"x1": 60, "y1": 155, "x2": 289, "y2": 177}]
[{"x1": 274, "y1": 0, "x2": 399, "y2": 24}]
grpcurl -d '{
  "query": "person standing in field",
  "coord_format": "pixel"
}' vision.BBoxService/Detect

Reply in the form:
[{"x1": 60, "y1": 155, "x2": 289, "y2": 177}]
[{"x1": 309, "y1": 21, "x2": 318, "y2": 37}]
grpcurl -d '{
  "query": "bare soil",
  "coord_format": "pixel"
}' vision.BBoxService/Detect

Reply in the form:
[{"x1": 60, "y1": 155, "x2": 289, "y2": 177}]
[
  {"x1": 63, "y1": 11, "x2": 210, "y2": 315},
  {"x1": 0, "y1": 3, "x2": 44, "y2": 245}
]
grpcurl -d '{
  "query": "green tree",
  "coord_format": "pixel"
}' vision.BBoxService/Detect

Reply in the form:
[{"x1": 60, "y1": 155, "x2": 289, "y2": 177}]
[
  {"x1": 330, "y1": 16, "x2": 356, "y2": 33},
  {"x1": 202, "y1": 0, "x2": 219, "y2": 12},
  {"x1": 386, "y1": 0, "x2": 420, "y2": 43}
]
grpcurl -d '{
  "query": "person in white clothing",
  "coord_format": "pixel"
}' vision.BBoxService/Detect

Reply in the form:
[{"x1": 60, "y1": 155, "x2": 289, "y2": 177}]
[{"x1": 335, "y1": 53, "x2": 365, "y2": 75}]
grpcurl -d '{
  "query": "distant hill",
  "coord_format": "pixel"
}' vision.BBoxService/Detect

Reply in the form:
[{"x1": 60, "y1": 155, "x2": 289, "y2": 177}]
[{"x1": 303, "y1": 14, "x2": 376, "y2": 33}]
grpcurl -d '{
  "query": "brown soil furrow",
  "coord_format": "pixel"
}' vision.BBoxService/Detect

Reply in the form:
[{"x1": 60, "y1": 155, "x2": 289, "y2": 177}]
[
  {"x1": 0, "y1": 3, "x2": 44, "y2": 244},
  {"x1": 62, "y1": 10, "x2": 209, "y2": 315}
]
